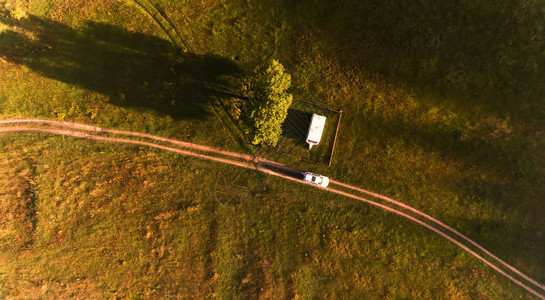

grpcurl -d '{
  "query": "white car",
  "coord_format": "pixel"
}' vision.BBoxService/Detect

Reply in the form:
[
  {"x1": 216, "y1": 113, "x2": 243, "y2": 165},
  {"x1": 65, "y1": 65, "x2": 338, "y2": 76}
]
[{"x1": 302, "y1": 172, "x2": 329, "y2": 187}]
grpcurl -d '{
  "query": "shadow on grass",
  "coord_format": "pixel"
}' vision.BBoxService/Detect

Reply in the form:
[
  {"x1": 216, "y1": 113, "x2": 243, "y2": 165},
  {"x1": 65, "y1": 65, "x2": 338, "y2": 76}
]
[
  {"x1": 0, "y1": 11, "x2": 242, "y2": 119},
  {"x1": 282, "y1": 109, "x2": 312, "y2": 143},
  {"x1": 280, "y1": 0, "x2": 545, "y2": 203},
  {"x1": 260, "y1": 160, "x2": 303, "y2": 179},
  {"x1": 282, "y1": 0, "x2": 545, "y2": 123}
]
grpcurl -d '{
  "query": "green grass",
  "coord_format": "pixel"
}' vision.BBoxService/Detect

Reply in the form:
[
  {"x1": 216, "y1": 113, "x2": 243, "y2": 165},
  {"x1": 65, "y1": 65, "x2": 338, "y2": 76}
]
[
  {"x1": 275, "y1": 100, "x2": 340, "y2": 165},
  {"x1": 0, "y1": 134, "x2": 529, "y2": 298},
  {"x1": 1, "y1": 0, "x2": 544, "y2": 298}
]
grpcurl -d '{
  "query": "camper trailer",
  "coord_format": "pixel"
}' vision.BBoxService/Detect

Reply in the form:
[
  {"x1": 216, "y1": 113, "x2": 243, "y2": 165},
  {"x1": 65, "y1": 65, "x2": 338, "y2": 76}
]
[{"x1": 306, "y1": 114, "x2": 326, "y2": 149}]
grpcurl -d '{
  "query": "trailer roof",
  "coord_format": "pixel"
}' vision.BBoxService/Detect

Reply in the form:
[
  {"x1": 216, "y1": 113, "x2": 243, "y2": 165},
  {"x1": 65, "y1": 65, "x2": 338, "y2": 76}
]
[{"x1": 307, "y1": 114, "x2": 326, "y2": 145}]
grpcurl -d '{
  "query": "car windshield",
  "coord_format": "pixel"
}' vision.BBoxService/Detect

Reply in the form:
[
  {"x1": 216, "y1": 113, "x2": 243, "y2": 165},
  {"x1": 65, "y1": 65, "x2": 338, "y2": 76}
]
[{"x1": 312, "y1": 176, "x2": 316, "y2": 181}]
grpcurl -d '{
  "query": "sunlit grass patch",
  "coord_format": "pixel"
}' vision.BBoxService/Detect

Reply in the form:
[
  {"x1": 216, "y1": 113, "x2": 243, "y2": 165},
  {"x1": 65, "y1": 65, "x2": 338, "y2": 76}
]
[{"x1": 0, "y1": 0, "x2": 544, "y2": 298}]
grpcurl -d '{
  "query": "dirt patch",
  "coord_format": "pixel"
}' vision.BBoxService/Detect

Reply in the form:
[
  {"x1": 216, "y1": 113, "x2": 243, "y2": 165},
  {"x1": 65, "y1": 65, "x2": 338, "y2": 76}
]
[
  {"x1": 0, "y1": 156, "x2": 37, "y2": 249},
  {"x1": 0, "y1": 121, "x2": 544, "y2": 298}
]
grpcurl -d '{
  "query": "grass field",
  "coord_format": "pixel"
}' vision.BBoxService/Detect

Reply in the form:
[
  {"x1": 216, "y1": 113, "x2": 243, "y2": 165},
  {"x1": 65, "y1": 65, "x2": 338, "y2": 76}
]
[{"x1": 1, "y1": 0, "x2": 544, "y2": 298}]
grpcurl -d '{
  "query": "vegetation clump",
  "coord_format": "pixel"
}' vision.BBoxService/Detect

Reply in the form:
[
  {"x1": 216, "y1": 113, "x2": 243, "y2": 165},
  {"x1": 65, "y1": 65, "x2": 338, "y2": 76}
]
[{"x1": 245, "y1": 60, "x2": 293, "y2": 146}]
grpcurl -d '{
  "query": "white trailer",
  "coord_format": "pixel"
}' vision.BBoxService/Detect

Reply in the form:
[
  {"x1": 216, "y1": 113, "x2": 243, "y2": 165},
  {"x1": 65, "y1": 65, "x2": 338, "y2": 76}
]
[{"x1": 306, "y1": 114, "x2": 326, "y2": 149}]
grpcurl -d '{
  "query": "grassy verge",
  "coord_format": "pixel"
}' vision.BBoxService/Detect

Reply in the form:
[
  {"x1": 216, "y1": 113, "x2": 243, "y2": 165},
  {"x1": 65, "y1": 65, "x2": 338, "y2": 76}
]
[
  {"x1": 0, "y1": 0, "x2": 544, "y2": 298},
  {"x1": 0, "y1": 134, "x2": 531, "y2": 298}
]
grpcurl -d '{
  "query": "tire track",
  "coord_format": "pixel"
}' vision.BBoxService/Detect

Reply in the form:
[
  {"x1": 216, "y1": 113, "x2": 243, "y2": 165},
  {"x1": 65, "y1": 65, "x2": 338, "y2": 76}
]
[
  {"x1": 0, "y1": 119, "x2": 295, "y2": 174},
  {"x1": 0, "y1": 120, "x2": 543, "y2": 299},
  {"x1": 0, "y1": 119, "x2": 258, "y2": 162},
  {"x1": 128, "y1": 0, "x2": 189, "y2": 51},
  {"x1": 0, "y1": 127, "x2": 259, "y2": 170},
  {"x1": 126, "y1": 0, "x2": 252, "y2": 154},
  {"x1": 329, "y1": 179, "x2": 545, "y2": 292}
]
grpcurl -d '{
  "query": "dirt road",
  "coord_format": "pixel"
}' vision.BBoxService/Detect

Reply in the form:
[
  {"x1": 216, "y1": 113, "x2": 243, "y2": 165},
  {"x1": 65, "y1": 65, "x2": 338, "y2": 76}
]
[{"x1": 0, "y1": 119, "x2": 543, "y2": 299}]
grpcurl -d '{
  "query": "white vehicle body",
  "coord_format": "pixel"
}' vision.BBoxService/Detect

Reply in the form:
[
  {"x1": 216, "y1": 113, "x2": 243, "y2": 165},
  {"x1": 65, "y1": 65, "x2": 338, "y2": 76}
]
[
  {"x1": 306, "y1": 114, "x2": 326, "y2": 149},
  {"x1": 302, "y1": 172, "x2": 329, "y2": 187}
]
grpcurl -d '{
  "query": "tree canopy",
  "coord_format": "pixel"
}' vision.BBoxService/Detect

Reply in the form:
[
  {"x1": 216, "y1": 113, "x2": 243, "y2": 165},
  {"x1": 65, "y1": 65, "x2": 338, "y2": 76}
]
[{"x1": 245, "y1": 60, "x2": 293, "y2": 146}]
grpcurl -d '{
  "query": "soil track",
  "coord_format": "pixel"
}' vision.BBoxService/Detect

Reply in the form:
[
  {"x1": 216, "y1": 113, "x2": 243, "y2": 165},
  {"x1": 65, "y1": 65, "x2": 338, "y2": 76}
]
[
  {"x1": 0, "y1": 119, "x2": 261, "y2": 162},
  {"x1": 329, "y1": 180, "x2": 545, "y2": 292},
  {"x1": 0, "y1": 119, "x2": 544, "y2": 299}
]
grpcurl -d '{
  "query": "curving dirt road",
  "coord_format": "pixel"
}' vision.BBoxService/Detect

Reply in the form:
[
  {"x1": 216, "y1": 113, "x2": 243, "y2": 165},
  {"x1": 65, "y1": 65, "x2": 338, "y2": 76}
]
[
  {"x1": 329, "y1": 179, "x2": 545, "y2": 292},
  {"x1": 0, "y1": 119, "x2": 544, "y2": 299}
]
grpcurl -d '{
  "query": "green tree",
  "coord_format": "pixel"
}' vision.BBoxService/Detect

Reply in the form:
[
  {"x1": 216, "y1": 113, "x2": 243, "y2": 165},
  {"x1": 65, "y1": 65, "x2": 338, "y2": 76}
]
[{"x1": 245, "y1": 60, "x2": 293, "y2": 146}]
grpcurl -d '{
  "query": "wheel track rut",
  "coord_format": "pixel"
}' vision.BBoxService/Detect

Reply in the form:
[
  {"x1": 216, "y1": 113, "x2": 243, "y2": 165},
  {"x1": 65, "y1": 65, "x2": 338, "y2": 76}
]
[{"x1": 0, "y1": 119, "x2": 543, "y2": 299}]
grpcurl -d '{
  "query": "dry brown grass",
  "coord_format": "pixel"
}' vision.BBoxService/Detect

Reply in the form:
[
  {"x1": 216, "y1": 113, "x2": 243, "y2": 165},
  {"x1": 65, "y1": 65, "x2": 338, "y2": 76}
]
[
  {"x1": 0, "y1": 156, "x2": 36, "y2": 249},
  {"x1": 1, "y1": 0, "x2": 544, "y2": 298}
]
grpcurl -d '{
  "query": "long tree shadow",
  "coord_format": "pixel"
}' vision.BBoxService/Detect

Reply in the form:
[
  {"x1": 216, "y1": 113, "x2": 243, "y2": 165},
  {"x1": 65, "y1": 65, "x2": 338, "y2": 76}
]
[{"x1": 0, "y1": 11, "x2": 242, "y2": 119}]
